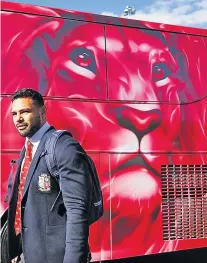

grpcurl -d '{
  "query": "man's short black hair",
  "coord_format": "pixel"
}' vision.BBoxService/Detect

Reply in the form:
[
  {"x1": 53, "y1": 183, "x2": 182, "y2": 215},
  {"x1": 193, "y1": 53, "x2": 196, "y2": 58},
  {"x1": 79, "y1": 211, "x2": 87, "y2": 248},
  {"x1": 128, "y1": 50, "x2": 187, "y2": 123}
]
[{"x1": 12, "y1": 88, "x2": 44, "y2": 107}]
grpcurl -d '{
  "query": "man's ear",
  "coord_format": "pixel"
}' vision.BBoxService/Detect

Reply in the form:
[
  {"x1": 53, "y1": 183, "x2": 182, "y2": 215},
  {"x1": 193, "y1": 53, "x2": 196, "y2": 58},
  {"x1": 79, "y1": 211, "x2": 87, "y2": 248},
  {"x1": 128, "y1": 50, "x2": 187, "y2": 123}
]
[{"x1": 41, "y1": 105, "x2": 47, "y2": 115}]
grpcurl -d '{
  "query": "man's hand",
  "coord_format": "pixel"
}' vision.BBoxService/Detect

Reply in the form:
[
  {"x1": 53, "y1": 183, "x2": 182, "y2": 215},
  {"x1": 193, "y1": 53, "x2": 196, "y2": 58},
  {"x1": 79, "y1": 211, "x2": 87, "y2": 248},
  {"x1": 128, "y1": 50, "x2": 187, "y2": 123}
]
[{"x1": 11, "y1": 257, "x2": 18, "y2": 263}]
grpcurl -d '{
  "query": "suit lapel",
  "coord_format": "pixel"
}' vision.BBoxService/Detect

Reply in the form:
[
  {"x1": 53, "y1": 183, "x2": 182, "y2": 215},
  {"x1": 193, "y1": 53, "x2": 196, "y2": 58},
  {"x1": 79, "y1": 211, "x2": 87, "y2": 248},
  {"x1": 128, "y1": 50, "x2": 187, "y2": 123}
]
[
  {"x1": 22, "y1": 127, "x2": 54, "y2": 198},
  {"x1": 14, "y1": 147, "x2": 25, "y2": 189},
  {"x1": 9, "y1": 148, "x2": 25, "y2": 213}
]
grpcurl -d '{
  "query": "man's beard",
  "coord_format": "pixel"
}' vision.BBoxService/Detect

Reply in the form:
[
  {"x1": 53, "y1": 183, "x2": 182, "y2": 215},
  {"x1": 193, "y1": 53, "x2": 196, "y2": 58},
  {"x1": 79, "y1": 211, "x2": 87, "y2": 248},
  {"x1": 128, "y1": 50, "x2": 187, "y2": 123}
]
[{"x1": 19, "y1": 116, "x2": 42, "y2": 138}]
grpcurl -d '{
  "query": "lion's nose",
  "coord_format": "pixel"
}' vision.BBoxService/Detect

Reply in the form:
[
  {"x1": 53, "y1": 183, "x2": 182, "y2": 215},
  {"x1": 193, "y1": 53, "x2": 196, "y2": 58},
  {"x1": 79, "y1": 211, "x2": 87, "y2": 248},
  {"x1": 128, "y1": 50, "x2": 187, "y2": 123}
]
[{"x1": 113, "y1": 106, "x2": 162, "y2": 140}]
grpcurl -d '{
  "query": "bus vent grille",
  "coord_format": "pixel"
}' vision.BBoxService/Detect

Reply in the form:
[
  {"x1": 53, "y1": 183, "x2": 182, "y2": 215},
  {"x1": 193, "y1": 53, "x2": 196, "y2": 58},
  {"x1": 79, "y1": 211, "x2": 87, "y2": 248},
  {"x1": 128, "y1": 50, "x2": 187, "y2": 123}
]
[{"x1": 161, "y1": 164, "x2": 207, "y2": 240}]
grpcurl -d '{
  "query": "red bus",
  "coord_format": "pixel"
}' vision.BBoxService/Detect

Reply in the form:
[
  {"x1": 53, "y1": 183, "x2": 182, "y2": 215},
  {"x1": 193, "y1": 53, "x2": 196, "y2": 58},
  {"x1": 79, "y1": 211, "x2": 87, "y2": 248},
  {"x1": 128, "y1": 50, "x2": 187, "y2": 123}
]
[{"x1": 1, "y1": 1, "x2": 207, "y2": 262}]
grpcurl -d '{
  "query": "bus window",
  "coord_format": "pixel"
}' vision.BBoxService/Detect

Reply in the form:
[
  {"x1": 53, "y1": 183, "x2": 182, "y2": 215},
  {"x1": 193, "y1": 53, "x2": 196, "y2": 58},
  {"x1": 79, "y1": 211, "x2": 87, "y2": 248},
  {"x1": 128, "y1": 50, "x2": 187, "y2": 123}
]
[
  {"x1": 106, "y1": 25, "x2": 207, "y2": 104},
  {"x1": 2, "y1": 12, "x2": 107, "y2": 100}
]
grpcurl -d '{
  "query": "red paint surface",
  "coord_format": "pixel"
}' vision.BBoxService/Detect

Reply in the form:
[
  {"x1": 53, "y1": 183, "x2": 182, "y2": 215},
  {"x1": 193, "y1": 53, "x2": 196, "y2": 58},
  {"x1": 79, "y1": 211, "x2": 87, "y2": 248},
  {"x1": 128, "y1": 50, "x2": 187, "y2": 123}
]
[{"x1": 1, "y1": 1, "x2": 207, "y2": 261}]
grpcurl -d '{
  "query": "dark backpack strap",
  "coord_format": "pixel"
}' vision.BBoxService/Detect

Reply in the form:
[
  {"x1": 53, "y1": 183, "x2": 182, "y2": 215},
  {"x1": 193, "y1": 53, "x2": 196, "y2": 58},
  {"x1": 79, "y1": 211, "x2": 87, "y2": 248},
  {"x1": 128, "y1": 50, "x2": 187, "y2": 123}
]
[
  {"x1": 45, "y1": 130, "x2": 72, "y2": 183},
  {"x1": 45, "y1": 130, "x2": 72, "y2": 211}
]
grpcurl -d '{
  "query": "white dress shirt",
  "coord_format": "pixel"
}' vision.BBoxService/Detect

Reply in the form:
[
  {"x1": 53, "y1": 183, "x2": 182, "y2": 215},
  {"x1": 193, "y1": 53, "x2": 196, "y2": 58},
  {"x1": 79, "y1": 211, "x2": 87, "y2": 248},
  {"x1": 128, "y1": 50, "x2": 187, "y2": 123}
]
[{"x1": 25, "y1": 122, "x2": 51, "y2": 158}]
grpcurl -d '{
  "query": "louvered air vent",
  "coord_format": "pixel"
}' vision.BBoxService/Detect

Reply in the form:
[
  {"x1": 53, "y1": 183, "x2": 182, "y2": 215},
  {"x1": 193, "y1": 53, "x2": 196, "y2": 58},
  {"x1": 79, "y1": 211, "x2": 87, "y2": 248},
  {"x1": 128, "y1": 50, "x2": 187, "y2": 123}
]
[{"x1": 161, "y1": 165, "x2": 207, "y2": 240}]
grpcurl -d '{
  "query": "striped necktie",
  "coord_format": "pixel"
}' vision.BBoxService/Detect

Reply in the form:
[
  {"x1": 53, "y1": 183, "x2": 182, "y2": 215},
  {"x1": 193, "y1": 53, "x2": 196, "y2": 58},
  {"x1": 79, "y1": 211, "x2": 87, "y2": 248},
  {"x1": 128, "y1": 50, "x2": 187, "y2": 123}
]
[{"x1": 14, "y1": 140, "x2": 33, "y2": 235}]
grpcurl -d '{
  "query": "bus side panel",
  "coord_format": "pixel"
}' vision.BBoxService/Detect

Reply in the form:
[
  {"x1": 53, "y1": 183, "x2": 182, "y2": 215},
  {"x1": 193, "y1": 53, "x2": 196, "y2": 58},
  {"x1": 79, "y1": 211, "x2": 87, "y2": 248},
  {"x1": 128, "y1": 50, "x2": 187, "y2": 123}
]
[
  {"x1": 105, "y1": 25, "x2": 207, "y2": 259},
  {"x1": 1, "y1": 97, "x2": 112, "y2": 261},
  {"x1": 109, "y1": 153, "x2": 207, "y2": 260}
]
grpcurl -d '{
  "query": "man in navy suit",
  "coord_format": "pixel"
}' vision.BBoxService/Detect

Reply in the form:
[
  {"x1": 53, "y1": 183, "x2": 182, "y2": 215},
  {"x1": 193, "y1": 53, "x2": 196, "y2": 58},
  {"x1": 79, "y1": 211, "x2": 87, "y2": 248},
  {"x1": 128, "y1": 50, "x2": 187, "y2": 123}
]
[{"x1": 8, "y1": 88, "x2": 91, "y2": 263}]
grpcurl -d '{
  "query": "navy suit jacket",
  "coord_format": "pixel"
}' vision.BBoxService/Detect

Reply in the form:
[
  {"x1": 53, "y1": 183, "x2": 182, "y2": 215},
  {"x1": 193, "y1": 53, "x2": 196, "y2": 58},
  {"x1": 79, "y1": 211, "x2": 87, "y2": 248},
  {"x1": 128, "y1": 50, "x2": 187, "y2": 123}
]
[{"x1": 7, "y1": 127, "x2": 91, "y2": 263}]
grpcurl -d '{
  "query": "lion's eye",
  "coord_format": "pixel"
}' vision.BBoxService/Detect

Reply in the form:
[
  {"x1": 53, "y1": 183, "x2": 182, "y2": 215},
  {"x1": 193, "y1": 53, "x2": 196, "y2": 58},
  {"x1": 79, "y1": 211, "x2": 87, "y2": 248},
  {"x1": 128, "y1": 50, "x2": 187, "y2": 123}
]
[
  {"x1": 69, "y1": 47, "x2": 97, "y2": 74},
  {"x1": 152, "y1": 63, "x2": 171, "y2": 82}
]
